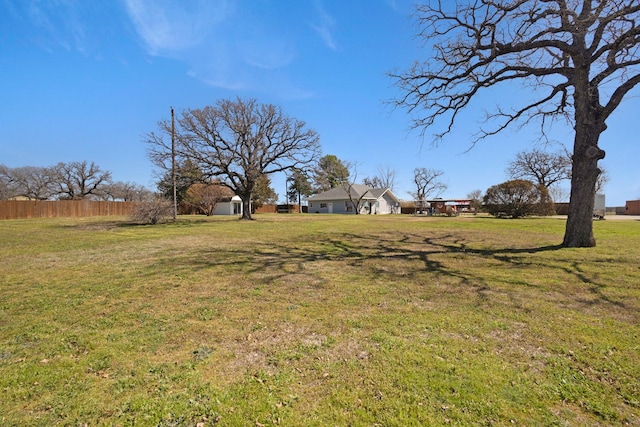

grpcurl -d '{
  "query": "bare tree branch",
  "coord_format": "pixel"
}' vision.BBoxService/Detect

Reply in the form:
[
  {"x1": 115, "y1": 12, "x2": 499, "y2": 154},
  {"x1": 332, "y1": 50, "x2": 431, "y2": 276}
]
[{"x1": 506, "y1": 149, "x2": 571, "y2": 189}]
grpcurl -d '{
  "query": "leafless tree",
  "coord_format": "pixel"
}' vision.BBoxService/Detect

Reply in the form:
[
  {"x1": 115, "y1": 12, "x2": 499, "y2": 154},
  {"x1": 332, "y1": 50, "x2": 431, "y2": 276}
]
[
  {"x1": 1, "y1": 163, "x2": 116, "y2": 200},
  {"x1": 364, "y1": 165, "x2": 398, "y2": 191},
  {"x1": 507, "y1": 149, "x2": 571, "y2": 191},
  {"x1": 337, "y1": 163, "x2": 368, "y2": 214},
  {"x1": 549, "y1": 186, "x2": 569, "y2": 203},
  {"x1": 16, "y1": 166, "x2": 56, "y2": 200},
  {"x1": 466, "y1": 189, "x2": 483, "y2": 213},
  {"x1": 390, "y1": 1, "x2": 640, "y2": 247},
  {"x1": 594, "y1": 167, "x2": 609, "y2": 194},
  {"x1": 0, "y1": 165, "x2": 15, "y2": 199},
  {"x1": 0, "y1": 165, "x2": 55, "y2": 200},
  {"x1": 103, "y1": 181, "x2": 154, "y2": 201},
  {"x1": 411, "y1": 168, "x2": 447, "y2": 209},
  {"x1": 185, "y1": 183, "x2": 229, "y2": 216},
  {"x1": 147, "y1": 98, "x2": 321, "y2": 220},
  {"x1": 51, "y1": 161, "x2": 112, "y2": 200},
  {"x1": 362, "y1": 176, "x2": 382, "y2": 190}
]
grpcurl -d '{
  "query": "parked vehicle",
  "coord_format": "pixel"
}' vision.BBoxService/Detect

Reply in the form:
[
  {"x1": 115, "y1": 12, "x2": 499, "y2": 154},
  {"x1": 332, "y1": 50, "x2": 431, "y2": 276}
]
[{"x1": 593, "y1": 193, "x2": 605, "y2": 220}]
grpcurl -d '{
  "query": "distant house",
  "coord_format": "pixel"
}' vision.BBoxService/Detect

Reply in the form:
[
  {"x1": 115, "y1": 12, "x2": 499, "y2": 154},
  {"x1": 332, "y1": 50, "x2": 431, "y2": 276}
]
[
  {"x1": 306, "y1": 185, "x2": 400, "y2": 214},
  {"x1": 208, "y1": 185, "x2": 243, "y2": 216},
  {"x1": 185, "y1": 183, "x2": 243, "y2": 216},
  {"x1": 214, "y1": 194, "x2": 243, "y2": 215}
]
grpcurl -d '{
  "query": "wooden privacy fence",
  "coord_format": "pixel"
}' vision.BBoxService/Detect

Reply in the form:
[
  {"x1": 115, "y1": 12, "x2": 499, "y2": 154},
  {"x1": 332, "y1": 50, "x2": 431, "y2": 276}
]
[{"x1": 0, "y1": 200, "x2": 135, "y2": 220}]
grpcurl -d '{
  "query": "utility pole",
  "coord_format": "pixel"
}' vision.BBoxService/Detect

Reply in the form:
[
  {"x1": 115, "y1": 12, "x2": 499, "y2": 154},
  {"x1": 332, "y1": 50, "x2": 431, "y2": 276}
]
[
  {"x1": 284, "y1": 171, "x2": 288, "y2": 212},
  {"x1": 171, "y1": 107, "x2": 177, "y2": 220}
]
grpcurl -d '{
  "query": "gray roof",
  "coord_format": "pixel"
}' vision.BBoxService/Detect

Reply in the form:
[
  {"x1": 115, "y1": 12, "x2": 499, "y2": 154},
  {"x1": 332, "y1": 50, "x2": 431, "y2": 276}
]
[
  {"x1": 307, "y1": 185, "x2": 399, "y2": 202},
  {"x1": 368, "y1": 188, "x2": 400, "y2": 203}
]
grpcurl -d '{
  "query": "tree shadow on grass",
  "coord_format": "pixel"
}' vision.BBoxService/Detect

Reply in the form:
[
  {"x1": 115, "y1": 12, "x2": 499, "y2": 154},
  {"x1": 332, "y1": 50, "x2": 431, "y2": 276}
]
[
  {"x1": 417, "y1": 234, "x2": 632, "y2": 315},
  {"x1": 55, "y1": 217, "x2": 216, "y2": 231},
  {"x1": 150, "y1": 229, "x2": 636, "y2": 322}
]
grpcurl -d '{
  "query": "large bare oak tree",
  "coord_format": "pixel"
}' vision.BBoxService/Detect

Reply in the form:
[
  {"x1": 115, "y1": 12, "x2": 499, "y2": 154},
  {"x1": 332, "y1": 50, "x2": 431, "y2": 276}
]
[
  {"x1": 51, "y1": 161, "x2": 112, "y2": 200},
  {"x1": 147, "y1": 98, "x2": 321, "y2": 220},
  {"x1": 390, "y1": 0, "x2": 640, "y2": 247}
]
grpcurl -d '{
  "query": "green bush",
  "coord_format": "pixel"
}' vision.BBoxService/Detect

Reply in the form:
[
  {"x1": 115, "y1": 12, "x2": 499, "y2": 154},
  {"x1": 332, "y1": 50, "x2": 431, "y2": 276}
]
[{"x1": 483, "y1": 179, "x2": 553, "y2": 218}]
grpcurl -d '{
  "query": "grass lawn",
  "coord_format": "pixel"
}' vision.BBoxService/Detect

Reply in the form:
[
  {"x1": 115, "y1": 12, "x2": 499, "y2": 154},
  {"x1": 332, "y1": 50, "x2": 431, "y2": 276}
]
[{"x1": 1, "y1": 214, "x2": 639, "y2": 426}]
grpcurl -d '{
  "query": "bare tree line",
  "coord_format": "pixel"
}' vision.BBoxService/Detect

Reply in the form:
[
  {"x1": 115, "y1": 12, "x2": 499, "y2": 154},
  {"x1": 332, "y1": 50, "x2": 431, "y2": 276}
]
[{"x1": 0, "y1": 161, "x2": 152, "y2": 201}]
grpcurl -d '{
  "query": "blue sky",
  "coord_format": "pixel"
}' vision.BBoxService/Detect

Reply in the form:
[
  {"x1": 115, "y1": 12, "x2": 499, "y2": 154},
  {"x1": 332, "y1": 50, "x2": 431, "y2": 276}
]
[{"x1": 1, "y1": 0, "x2": 638, "y2": 205}]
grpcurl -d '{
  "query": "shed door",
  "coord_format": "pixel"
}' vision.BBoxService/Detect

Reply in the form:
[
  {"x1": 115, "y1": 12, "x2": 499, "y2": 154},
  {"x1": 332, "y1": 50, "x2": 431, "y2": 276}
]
[{"x1": 328, "y1": 202, "x2": 333, "y2": 213}]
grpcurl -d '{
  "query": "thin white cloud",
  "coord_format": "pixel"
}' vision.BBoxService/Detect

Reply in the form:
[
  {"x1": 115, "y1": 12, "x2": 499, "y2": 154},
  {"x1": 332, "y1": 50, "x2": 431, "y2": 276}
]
[
  {"x1": 123, "y1": 0, "x2": 230, "y2": 54},
  {"x1": 384, "y1": 0, "x2": 399, "y2": 12},
  {"x1": 310, "y1": 0, "x2": 339, "y2": 51},
  {"x1": 9, "y1": 0, "x2": 318, "y2": 98},
  {"x1": 123, "y1": 0, "x2": 311, "y2": 98},
  {"x1": 239, "y1": 36, "x2": 296, "y2": 70},
  {"x1": 18, "y1": 0, "x2": 88, "y2": 53}
]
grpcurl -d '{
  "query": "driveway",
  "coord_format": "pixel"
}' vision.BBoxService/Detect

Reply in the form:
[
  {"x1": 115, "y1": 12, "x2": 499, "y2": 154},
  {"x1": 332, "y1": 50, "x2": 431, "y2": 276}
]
[{"x1": 604, "y1": 215, "x2": 640, "y2": 221}]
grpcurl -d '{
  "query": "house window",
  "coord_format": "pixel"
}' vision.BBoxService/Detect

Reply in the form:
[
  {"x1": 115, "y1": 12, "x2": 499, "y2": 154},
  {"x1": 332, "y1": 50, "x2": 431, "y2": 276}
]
[
  {"x1": 320, "y1": 203, "x2": 327, "y2": 208},
  {"x1": 309, "y1": 202, "x2": 313, "y2": 208}
]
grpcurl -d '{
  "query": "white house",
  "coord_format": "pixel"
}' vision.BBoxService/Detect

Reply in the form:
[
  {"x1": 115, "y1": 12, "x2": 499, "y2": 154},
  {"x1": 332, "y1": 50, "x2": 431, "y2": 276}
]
[
  {"x1": 213, "y1": 195, "x2": 243, "y2": 215},
  {"x1": 185, "y1": 183, "x2": 244, "y2": 216},
  {"x1": 306, "y1": 185, "x2": 400, "y2": 214}
]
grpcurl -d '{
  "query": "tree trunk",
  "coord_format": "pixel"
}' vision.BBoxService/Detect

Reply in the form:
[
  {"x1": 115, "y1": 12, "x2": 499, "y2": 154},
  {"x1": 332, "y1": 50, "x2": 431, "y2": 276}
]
[
  {"x1": 562, "y1": 112, "x2": 605, "y2": 248},
  {"x1": 563, "y1": 163, "x2": 597, "y2": 247},
  {"x1": 241, "y1": 194, "x2": 253, "y2": 220},
  {"x1": 562, "y1": 49, "x2": 608, "y2": 248}
]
